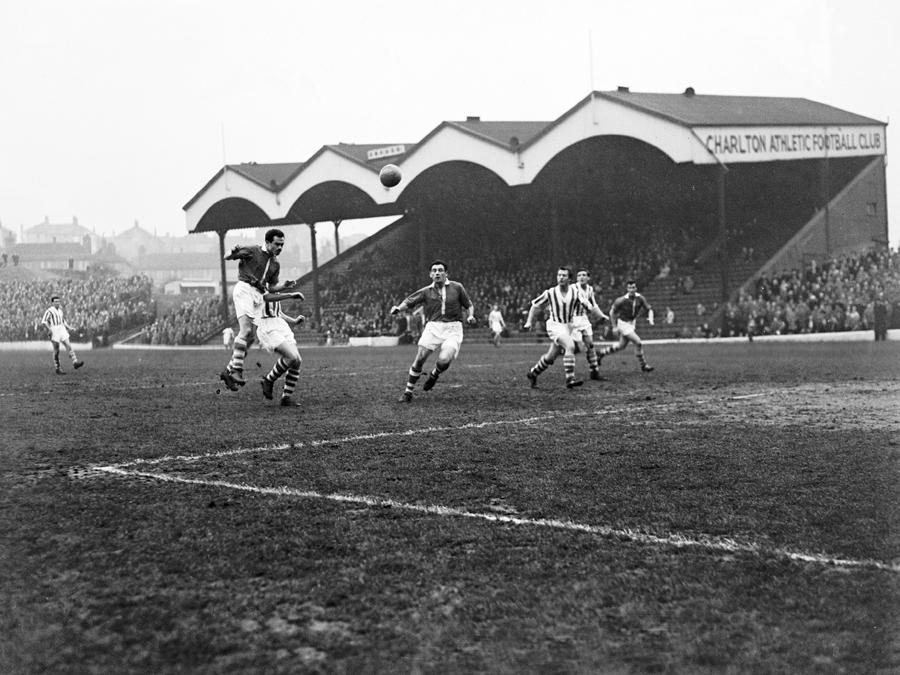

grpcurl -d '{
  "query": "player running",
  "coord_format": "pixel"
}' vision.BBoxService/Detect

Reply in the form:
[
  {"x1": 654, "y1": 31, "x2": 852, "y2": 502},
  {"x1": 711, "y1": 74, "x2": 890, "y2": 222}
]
[
  {"x1": 41, "y1": 295, "x2": 85, "y2": 375},
  {"x1": 572, "y1": 269, "x2": 610, "y2": 380},
  {"x1": 599, "y1": 279, "x2": 655, "y2": 372},
  {"x1": 390, "y1": 259, "x2": 476, "y2": 403},
  {"x1": 524, "y1": 266, "x2": 606, "y2": 389}
]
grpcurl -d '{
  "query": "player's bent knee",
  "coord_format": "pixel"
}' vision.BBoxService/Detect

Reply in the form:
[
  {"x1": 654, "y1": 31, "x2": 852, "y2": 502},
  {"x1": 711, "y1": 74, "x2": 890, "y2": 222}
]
[{"x1": 439, "y1": 340, "x2": 461, "y2": 361}]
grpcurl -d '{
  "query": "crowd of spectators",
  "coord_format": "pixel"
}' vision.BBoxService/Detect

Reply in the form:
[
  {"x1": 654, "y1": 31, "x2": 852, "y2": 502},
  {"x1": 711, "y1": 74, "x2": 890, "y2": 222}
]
[
  {"x1": 0, "y1": 274, "x2": 231, "y2": 346},
  {"x1": 6, "y1": 235, "x2": 893, "y2": 347},
  {"x1": 314, "y1": 218, "x2": 700, "y2": 341},
  {"x1": 722, "y1": 247, "x2": 899, "y2": 337},
  {"x1": 136, "y1": 295, "x2": 225, "y2": 345},
  {"x1": 0, "y1": 274, "x2": 154, "y2": 341}
]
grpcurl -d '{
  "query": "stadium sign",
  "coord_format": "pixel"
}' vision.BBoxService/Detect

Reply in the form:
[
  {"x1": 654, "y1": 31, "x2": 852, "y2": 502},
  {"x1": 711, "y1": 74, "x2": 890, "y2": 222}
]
[
  {"x1": 696, "y1": 125, "x2": 885, "y2": 163},
  {"x1": 367, "y1": 145, "x2": 406, "y2": 161}
]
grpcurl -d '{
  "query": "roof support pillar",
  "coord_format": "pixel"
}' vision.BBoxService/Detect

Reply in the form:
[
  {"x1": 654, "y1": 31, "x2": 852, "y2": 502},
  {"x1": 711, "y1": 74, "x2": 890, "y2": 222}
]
[
  {"x1": 308, "y1": 222, "x2": 321, "y2": 328},
  {"x1": 717, "y1": 165, "x2": 730, "y2": 303},
  {"x1": 820, "y1": 158, "x2": 831, "y2": 256},
  {"x1": 332, "y1": 220, "x2": 342, "y2": 257},
  {"x1": 217, "y1": 230, "x2": 229, "y2": 320}
]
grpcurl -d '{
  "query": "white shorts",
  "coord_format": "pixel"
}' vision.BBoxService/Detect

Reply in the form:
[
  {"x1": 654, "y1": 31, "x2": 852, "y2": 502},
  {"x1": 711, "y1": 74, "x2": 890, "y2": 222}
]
[
  {"x1": 571, "y1": 315, "x2": 593, "y2": 342},
  {"x1": 232, "y1": 281, "x2": 263, "y2": 322},
  {"x1": 418, "y1": 321, "x2": 463, "y2": 358},
  {"x1": 616, "y1": 319, "x2": 638, "y2": 338},
  {"x1": 490, "y1": 321, "x2": 504, "y2": 334},
  {"x1": 546, "y1": 319, "x2": 579, "y2": 346},
  {"x1": 257, "y1": 318, "x2": 296, "y2": 353},
  {"x1": 49, "y1": 325, "x2": 70, "y2": 343}
]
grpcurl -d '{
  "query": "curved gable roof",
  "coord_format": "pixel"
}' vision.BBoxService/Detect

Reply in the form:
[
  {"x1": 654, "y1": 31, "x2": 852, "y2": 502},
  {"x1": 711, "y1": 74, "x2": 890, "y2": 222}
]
[
  {"x1": 326, "y1": 143, "x2": 417, "y2": 169},
  {"x1": 447, "y1": 120, "x2": 551, "y2": 149},
  {"x1": 185, "y1": 89, "x2": 888, "y2": 234},
  {"x1": 228, "y1": 162, "x2": 305, "y2": 190},
  {"x1": 599, "y1": 90, "x2": 884, "y2": 127}
]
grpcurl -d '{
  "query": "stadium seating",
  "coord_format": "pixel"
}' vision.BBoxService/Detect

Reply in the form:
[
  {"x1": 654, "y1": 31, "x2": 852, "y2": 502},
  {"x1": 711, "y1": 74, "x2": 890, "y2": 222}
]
[{"x1": 0, "y1": 273, "x2": 154, "y2": 342}]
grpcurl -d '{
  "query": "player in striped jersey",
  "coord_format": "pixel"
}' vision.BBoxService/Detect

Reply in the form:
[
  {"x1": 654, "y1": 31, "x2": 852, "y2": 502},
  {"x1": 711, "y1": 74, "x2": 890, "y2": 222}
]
[
  {"x1": 41, "y1": 295, "x2": 85, "y2": 374},
  {"x1": 390, "y1": 259, "x2": 476, "y2": 403},
  {"x1": 257, "y1": 290, "x2": 306, "y2": 406},
  {"x1": 523, "y1": 267, "x2": 606, "y2": 389},
  {"x1": 600, "y1": 280, "x2": 655, "y2": 372},
  {"x1": 572, "y1": 269, "x2": 610, "y2": 381}
]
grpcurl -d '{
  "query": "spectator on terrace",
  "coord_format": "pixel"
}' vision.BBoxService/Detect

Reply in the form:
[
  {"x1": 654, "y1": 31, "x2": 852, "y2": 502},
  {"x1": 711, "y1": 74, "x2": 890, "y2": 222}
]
[{"x1": 847, "y1": 304, "x2": 862, "y2": 331}]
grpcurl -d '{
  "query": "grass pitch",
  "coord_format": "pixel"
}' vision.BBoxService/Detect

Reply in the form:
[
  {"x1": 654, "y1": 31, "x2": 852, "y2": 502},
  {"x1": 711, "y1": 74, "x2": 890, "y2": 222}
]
[{"x1": 2, "y1": 339, "x2": 898, "y2": 673}]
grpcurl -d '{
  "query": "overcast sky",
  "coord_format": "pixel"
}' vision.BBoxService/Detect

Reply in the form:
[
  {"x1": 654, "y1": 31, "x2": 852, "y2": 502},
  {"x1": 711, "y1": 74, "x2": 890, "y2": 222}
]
[{"x1": 1, "y1": 0, "x2": 897, "y2": 245}]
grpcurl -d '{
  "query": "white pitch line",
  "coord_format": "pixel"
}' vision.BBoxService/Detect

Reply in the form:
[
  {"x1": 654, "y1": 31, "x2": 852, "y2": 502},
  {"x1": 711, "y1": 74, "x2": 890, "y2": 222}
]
[
  {"x1": 100, "y1": 404, "x2": 671, "y2": 469},
  {"x1": 94, "y1": 465, "x2": 900, "y2": 574},
  {"x1": 729, "y1": 393, "x2": 766, "y2": 400}
]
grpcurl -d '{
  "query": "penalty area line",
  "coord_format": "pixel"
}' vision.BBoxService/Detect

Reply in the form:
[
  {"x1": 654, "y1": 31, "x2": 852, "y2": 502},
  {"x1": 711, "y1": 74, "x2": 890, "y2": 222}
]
[{"x1": 94, "y1": 465, "x2": 900, "y2": 574}]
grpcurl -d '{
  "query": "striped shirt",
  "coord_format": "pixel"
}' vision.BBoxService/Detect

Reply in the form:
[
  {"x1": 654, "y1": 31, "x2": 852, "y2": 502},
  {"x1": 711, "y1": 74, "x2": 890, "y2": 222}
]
[
  {"x1": 610, "y1": 293, "x2": 652, "y2": 322},
  {"x1": 573, "y1": 283, "x2": 598, "y2": 318},
  {"x1": 261, "y1": 298, "x2": 282, "y2": 319},
  {"x1": 532, "y1": 285, "x2": 588, "y2": 324},
  {"x1": 41, "y1": 306, "x2": 66, "y2": 327}
]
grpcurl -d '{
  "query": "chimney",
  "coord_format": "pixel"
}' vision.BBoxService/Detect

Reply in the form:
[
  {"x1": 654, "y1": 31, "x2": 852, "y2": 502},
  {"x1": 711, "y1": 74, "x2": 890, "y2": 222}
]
[
  {"x1": 684, "y1": 87, "x2": 696, "y2": 97},
  {"x1": 617, "y1": 86, "x2": 629, "y2": 93},
  {"x1": 466, "y1": 116, "x2": 480, "y2": 122}
]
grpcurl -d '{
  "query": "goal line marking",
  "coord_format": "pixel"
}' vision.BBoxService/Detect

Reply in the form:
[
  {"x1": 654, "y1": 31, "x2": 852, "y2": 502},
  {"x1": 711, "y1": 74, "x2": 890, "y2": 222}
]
[{"x1": 94, "y1": 465, "x2": 900, "y2": 574}]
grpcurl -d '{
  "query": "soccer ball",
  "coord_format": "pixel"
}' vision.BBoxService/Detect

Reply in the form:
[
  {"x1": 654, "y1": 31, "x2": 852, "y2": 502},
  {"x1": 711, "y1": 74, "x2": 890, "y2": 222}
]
[{"x1": 379, "y1": 164, "x2": 402, "y2": 188}]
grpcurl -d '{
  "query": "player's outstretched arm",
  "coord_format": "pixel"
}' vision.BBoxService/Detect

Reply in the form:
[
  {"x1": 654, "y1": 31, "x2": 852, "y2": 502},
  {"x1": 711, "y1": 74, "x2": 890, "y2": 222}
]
[
  {"x1": 264, "y1": 291, "x2": 304, "y2": 302},
  {"x1": 523, "y1": 305, "x2": 538, "y2": 330},
  {"x1": 269, "y1": 278, "x2": 298, "y2": 292},
  {"x1": 591, "y1": 305, "x2": 610, "y2": 322},
  {"x1": 224, "y1": 246, "x2": 251, "y2": 261},
  {"x1": 282, "y1": 313, "x2": 305, "y2": 326}
]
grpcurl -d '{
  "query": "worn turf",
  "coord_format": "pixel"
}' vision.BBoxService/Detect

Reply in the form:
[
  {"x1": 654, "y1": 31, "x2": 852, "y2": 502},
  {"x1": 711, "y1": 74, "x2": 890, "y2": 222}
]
[{"x1": 2, "y1": 340, "x2": 898, "y2": 673}]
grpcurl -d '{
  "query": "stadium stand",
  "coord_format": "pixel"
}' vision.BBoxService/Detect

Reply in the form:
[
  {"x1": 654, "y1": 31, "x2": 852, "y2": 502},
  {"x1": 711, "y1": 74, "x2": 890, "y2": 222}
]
[
  {"x1": 0, "y1": 274, "x2": 153, "y2": 342},
  {"x1": 722, "y1": 247, "x2": 899, "y2": 337},
  {"x1": 284, "y1": 212, "x2": 898, "y2": 343}
]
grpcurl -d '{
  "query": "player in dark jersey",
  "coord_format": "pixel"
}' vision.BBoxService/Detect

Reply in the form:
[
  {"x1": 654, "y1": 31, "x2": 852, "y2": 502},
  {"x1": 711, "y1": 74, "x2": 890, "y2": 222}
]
[
  {"x1": 600, "y1": 280, "x2": 655, "y2": 372},
  {"x1": 219, "y1": 228, "x2": 297, "y2": 391},
  {"x1": 390, "y1": 259, "x2": 476, "y2": 402}
]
